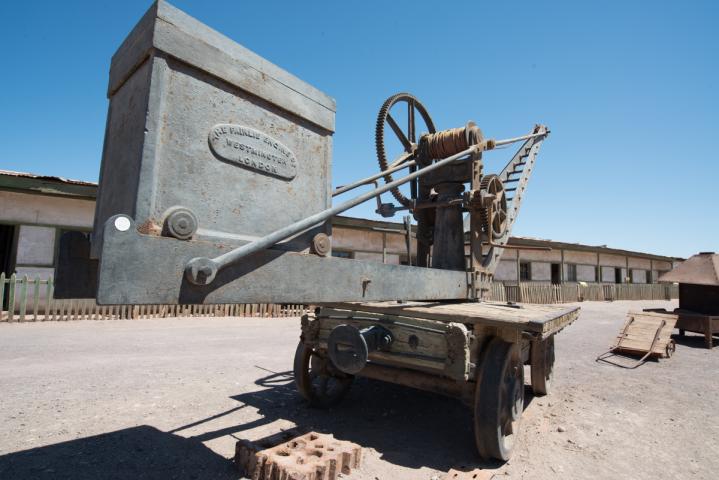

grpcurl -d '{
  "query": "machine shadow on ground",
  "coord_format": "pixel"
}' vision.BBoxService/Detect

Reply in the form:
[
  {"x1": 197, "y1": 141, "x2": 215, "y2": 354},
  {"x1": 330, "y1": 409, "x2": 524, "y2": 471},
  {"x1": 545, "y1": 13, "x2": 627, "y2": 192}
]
[
  {"x1": 0, "y1": 370, "x2": 537, "y2": 478},
  {"x1": 0, "y1": 425, "x2": 236, "y2": 480},
  {"x1": 188, "y1": 368, "x2": 535, "y2": 473}
]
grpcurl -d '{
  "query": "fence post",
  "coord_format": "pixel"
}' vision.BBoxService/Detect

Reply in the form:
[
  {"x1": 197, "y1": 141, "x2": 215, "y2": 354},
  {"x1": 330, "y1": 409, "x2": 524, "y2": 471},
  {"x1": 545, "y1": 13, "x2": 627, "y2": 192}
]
[
  {"x1": 0, "y1": 272, "x2": 5, "y2": 321},
  {"x1": 45, "y1": 277, "x2": 53, "y2": 321},
  {"x1": 32, "y1": 276, "x2": 41, "y2": 321},
  {"x1": 18, "y1": 275, "x2": 28, "y2": 322},
  {"x1": 6, "y1": 273, "x2": 16, "y2": 321}
]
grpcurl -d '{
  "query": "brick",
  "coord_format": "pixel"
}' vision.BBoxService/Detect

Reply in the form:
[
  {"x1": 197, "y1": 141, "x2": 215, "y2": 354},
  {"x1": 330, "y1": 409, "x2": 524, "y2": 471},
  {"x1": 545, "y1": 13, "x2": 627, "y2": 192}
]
[{"x1": 236, "y1": 431, "x2": 362, "y2": 480}]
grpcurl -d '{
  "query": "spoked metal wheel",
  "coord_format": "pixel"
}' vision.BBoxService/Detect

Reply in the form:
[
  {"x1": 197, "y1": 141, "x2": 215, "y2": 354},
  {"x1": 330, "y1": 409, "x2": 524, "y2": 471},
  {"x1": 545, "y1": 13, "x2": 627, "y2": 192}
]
[
  {"x1": 474, "y1": 338, "x2": 525, "y2": 461},
  {"x1": 293, "y1": 341, "x2": 353, "y2": 408},
  {"x1": 530, "y1": 335, "x2": 555, "y2": 396}
]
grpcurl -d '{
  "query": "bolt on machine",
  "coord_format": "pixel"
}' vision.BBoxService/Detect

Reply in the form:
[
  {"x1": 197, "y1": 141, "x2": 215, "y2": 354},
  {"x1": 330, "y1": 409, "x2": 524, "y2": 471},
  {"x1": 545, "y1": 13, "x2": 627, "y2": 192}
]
[{"x1": 57, "y1": 1, "x2": 578, "y2": 461}]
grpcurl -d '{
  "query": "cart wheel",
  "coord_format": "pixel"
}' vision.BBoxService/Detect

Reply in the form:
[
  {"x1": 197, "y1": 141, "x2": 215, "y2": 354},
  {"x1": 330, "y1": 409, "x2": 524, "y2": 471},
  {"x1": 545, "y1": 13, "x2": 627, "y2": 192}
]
[
  {"x1": 665, "y1": 339, "x2": 676, "y2": 358},
  {"x1": 293, "y1": 341, "x2": 353, "y2": 408},
  {"x1": 474, "y1": 337, "x2": 524, "y2": 461},
  {"x1": 530, "y1": 335, "x2": 555, "y2": 396}
]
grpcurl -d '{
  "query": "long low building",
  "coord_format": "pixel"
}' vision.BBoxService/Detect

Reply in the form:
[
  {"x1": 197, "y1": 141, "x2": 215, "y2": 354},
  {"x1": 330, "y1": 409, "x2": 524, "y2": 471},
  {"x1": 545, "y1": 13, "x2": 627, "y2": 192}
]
[
  {"x1": 0, "y1": 170, "x2": 680, "y2": 292},
  {"x1": 332, "y1": 216, "x2": 679, "y2": 284}
]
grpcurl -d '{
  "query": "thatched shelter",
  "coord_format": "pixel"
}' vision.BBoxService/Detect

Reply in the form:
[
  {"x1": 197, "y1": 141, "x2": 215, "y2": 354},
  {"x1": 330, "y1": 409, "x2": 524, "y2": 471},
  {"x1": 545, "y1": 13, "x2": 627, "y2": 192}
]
[{"x1": 660, "y1": 252, "x2": 719, "y2": 315}]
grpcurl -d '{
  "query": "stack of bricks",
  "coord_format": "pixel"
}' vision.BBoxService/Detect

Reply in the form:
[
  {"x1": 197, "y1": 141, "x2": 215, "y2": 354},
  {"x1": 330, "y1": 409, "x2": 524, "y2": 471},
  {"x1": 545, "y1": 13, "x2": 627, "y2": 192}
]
[{"x1": 235, "y1": 431, "x2": 362, "y2": 480}]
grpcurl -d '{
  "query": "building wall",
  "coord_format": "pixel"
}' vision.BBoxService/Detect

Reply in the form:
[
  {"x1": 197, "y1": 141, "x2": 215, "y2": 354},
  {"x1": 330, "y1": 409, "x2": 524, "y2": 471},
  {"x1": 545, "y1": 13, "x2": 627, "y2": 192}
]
[
  {"x1": 628, "y1": 257, "x2": 651, "y2": 269},
  {"x1": 563, "y1": 250, "x2": 598, "y2": 265},
  {"x1": 332, "y1": 227, "x2": 414, "y2": 262},
  {"x1": 495, "y1": 260, "x2": 517, "y2": 281},
  {"x1": 599, "y1": 253, "x2": 626, "y2": 268},
  {"x1": 0, "y1": 190, "x2": 94, "y2": 229},
  {"x1": 576, "y1": 264, "x2": 597, "y2": 282},
  {"x1": 0, "y1": 187, "x2": 679, "y2": 290},
  {"x1": 515, "y1": 249, "x2": 562, "y2": 263},
  {"x1": 329, "y1": 222, "x2": 677, "y2": 286},
  {"x1": 632, "y1": 269, "x2": 647, "y2": 283},
  {"x1": 1, "y1": 191, "x2": 94, "y2": 282},
  {"x1": 531, "y1": 262, "x2": 552, "y2": 281},
  {"x1": 601, "y1": 266, "x2": 628, "y2": 283}
]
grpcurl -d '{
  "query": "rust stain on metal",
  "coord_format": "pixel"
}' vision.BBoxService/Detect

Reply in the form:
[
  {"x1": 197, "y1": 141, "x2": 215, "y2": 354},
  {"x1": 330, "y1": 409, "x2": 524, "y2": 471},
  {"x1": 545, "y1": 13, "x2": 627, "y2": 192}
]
[{"x1": 136, "y1": 219, "x2": 162, "y2": 236}]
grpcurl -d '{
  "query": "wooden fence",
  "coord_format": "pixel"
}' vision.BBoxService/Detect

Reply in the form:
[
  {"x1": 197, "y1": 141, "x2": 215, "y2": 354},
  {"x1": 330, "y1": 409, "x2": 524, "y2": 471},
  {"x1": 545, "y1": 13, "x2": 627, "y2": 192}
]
[
  {"x1": 487, "y1": 282, "x2": 678, "y2": 304},
  {"x1": 1, "y1": 274, "x2": 677, "y2": 323},
  {"x1": 0, "y1": 273, "x2": 307, "y2": 322}
]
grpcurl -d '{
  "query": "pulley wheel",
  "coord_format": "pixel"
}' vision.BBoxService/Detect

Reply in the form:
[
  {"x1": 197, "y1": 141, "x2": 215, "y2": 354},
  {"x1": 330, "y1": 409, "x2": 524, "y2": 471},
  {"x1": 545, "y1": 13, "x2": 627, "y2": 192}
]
[{"x1": 328, "y1": 324, "x2": 370, "y2": 375}]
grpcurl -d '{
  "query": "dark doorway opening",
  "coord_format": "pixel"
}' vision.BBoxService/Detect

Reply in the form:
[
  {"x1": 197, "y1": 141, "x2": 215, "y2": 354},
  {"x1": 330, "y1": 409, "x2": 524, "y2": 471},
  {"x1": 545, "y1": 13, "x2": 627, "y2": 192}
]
[
  {"x1": 551, "y1": 263, "x2": 561, "y2": 284},
  {"x1": 0, "y1": 224, "x2": 17, "y2": 310},
  {"x1": 614, "y1": 267, "x2": 622, "y2": 284}
]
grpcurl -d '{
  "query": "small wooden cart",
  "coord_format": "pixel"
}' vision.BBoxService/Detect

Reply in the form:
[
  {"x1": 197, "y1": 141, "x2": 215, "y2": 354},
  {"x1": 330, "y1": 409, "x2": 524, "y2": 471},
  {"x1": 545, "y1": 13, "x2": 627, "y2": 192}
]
[
  {"x1": 295, "y1": 301, "x2": 579, "y2": 461},
  {"x1": 597, "y1": 311, "x2": 677, "y2": 368}
]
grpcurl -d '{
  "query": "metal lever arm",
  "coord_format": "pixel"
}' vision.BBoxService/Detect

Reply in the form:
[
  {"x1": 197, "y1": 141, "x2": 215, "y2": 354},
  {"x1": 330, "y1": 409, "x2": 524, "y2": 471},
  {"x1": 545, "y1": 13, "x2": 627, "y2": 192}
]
[
  {"x1": 185, "y1": 130, "x2": 548, "y2": 285},
  {"x1": 186, "y1": 144, "x2": 481, "y2": 285}
]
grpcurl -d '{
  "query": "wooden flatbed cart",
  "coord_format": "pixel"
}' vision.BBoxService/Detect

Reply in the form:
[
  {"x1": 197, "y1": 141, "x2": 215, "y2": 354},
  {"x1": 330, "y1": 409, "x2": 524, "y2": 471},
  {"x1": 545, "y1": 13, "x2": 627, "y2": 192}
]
[{"x1": 295, "y1": 301, "x2": 579, "y2": 461}]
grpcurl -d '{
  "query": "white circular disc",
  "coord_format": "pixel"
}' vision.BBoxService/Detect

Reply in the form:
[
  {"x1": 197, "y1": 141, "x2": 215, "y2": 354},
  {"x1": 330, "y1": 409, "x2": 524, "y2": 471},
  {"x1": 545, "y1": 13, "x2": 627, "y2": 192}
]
[{"x1": 114, "y1": 216, "x2": 131, "y2": 232}]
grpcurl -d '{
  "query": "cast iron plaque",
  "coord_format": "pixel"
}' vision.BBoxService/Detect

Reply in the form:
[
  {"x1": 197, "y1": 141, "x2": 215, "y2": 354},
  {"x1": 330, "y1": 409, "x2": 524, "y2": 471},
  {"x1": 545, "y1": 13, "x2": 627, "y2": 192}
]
[{"x1": 209, "y1": 124, "x2": 297, "y2": 180}]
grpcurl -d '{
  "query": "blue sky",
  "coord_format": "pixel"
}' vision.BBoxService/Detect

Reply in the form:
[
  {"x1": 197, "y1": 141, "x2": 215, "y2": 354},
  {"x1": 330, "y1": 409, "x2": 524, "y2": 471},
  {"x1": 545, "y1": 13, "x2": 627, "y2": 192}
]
[{"x1": 0, "y1": 1, "x2": 716, "y2": 258}]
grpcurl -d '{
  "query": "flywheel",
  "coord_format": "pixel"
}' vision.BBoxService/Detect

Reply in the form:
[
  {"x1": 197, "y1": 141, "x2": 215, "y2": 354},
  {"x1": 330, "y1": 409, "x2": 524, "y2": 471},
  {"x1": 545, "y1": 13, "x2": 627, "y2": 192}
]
[{"x1": 375, "y1": 93, "x2": 436, "y2": 208}]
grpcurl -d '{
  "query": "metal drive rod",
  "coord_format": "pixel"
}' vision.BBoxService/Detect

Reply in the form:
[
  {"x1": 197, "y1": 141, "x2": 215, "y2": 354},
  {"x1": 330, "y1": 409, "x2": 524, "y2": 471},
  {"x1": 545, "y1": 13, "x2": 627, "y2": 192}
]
[
  {"x1": 333, "y1": 154, "x2": 415, "y2": 197},
  {"x1": 185, "y1": 129, "x2": 549, "y2": 284},
  {"x1": 185, "y1": 144, "x2": 478, "y2": 284},
  {"x1": 494, "y1": 131, "x2": 548, "y2": 147},
  {"x1": 332, "y1": 131, "x2": 547, "y2": 197}
]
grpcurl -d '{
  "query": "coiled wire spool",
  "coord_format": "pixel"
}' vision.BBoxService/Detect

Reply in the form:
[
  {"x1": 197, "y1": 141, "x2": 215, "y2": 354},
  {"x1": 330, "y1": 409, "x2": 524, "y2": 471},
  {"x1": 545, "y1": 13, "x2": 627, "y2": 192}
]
[
  {"x1": 420, "y1": 123, "x2": 483, "y2": 161},
  {"x1": 424, "y1": 127, "x2": 468, "y2": 159}
]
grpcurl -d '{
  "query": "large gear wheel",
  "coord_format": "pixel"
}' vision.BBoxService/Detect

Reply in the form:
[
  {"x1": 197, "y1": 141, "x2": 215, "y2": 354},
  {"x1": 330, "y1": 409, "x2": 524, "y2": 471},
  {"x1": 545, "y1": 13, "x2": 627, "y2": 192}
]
[
  {"x1": 375, "y1": 93, "x2": 436, "y2": 208},
  {"x1": 479, "y1": 174, "x2": 508, "y2": 240}
]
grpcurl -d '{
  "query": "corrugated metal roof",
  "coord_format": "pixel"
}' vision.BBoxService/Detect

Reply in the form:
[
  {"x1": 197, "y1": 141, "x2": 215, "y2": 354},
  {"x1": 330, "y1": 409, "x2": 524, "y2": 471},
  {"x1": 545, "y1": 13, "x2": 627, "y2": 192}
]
[
  {"x1": 659, "y1": 253, "x2": 719, "y2": 286},
  {"x1": 0, "y1": 169, "x2": 96, "y2": 186},
  {"x1": 0, "y1": 169, "x2": 97, "y2": 198}
]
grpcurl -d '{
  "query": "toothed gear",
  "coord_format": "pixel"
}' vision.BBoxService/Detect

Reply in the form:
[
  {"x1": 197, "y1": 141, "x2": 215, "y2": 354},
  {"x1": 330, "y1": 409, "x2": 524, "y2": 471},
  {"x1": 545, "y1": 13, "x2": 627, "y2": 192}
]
[
  {"x1": 479, "y1": 174, "x2": 508, "y2": 240},
  {"x1": 375, "y1": 93, "x2": 436, "y2": 208}
]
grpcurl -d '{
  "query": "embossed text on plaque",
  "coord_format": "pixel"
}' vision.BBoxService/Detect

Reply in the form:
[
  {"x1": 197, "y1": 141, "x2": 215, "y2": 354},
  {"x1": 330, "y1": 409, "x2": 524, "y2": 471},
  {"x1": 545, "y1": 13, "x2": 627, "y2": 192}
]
[{"x1": 209, "y1": 124, "x2": 297, "y2": 180}]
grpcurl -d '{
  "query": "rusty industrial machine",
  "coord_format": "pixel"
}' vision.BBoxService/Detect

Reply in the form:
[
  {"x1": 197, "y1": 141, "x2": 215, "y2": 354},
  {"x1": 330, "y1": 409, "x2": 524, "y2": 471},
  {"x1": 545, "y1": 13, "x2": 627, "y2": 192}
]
[{"x1": 56, "y1": 1, "x2": 579, "y2": 462}]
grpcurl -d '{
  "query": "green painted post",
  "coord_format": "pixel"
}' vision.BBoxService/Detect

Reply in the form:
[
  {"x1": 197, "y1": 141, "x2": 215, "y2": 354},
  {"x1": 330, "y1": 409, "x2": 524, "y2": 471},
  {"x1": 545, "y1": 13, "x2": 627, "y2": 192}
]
[
  {"x1": 0, "y1": 272, "x2": 5, "y2": 321},
  {"x1": 7, "y1": 273, "x2": 16, "y2": 322},
  {"x1": 19, "y1": 275, "x2": 28, "y2": 322},
  {"x1": 32, "y1": 276, "x2": 41, "y2": 321},
  {"x1": 45, "y1": 277, "x2": 53, "y2": 321}
]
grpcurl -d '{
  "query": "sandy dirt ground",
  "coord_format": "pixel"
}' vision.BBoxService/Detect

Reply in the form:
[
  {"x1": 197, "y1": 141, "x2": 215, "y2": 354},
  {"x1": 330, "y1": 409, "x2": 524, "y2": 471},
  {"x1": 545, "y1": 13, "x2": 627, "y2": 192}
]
[{"x1": 0, "y1": 300, "x2": 717, "y2": 479}]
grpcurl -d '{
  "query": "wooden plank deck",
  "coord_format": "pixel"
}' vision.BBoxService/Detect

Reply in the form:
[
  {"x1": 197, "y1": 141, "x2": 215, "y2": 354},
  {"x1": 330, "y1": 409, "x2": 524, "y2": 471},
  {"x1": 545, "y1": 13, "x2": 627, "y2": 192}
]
[
  {"x1": 612, "y1": 311, "x2": 677, "y2": 356},
  {"x1": 325, "y1": 301, "x2": 580, "y2": 336}
]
